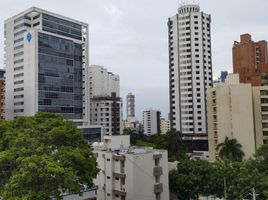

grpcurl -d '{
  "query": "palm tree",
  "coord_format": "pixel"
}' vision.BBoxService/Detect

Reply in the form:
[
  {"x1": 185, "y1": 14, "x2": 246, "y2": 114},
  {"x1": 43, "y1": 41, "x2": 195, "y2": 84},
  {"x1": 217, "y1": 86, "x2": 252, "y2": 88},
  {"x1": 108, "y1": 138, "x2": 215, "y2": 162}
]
[{"x1": 216, "y1": 136, "x2": 245, "y2": 161}]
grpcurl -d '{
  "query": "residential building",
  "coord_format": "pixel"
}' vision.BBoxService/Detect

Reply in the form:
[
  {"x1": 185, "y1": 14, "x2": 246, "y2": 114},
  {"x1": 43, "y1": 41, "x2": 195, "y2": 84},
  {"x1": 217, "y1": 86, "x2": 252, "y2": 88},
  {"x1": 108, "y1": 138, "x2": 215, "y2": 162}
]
[
  {"x1": 126, "y1": 93, "x2": 135, "y2": 119},
  {"x1": 233, "y1": 33, "x2": 268, "y2": 86},
  {"x1": 143, "y1": 109, "x2": 161, "y2": 136},
  {"x1": 168, "y1": 4, "x2": 212, "y2": 140},
  {"x1": 90, "y1": 93, "x2": 122, "y2": 135},
  {"x1": 4, "y1": 7, "x2": 89, "y2": 125},
  {"x1": 89, "y1": 65, "x2": 122, "y2": 135},
  {"x1": 252, "y1": 87, "x2": 268, "y2": 148},
  {"x1": 93, "y1": 135, "x2": 169, "y2": 200},
  {"x1": 207, "y1": 74, "x2": 262, "y2": 161},
  {"x1": 89, "y1": 65, "x2": 120, "y2": 98},
  {"x1": 0, "y1": 69, "x2": 5, "y2": 119},
  {"x1": 160, "y1": 118, "x2": 170, "y2": 134}
]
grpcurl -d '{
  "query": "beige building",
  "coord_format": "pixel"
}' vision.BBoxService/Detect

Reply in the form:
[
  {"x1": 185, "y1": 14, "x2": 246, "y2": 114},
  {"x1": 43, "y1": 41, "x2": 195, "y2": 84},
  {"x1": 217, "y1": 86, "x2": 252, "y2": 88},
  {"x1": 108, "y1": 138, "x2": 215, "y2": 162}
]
[
  {"x1": 93, "y1": 135, "x2": 169, "y2": 200},
  {"x1": 252, "y1": 87, "x2": 268, "y2": 148},
  {"x1": 160, "y1": 118, "x2": 170, "y2": 134},
  {"x1": 207, "y1": 74, "x2": 256, "y2": 161}
]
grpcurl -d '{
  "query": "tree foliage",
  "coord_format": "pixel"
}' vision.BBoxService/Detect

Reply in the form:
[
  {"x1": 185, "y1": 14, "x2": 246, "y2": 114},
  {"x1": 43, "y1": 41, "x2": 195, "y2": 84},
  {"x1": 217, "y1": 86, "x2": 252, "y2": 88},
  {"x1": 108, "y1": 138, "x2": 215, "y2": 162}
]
[
  {"x1": 170, "y1": 157, "x2": 268, "y2": 200},
  {"x1": 130, "y1": 129, "x2": 187, "y2": 161},
  {"x1": 216, "y1": 136, "x2": 245, "y2": 161},
  {"x1": 0, "y1": 112, "x2": 99, "y2": 200}
]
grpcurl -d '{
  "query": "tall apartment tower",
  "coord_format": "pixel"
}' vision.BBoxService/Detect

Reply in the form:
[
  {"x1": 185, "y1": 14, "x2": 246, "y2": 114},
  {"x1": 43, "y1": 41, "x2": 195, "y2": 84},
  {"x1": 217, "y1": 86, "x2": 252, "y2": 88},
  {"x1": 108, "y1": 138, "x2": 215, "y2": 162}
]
[
  {"x1": 4, "y1": 7, "x2": 89, "y2": 124},
  {"x1": 126, "y1": 93, "x2": 135, "y2": 119},
  {"x1": 168, "y1": 5, "x2": 212, "y2": 136},
  {"x1": 233, "y1": 33, "x2": 268, "y2": 86},
  {"x1": 143, "y1": 109, "x2": 161, "y2": 136},
  {"x1": 89, "y1": 65, "x2": 122, "y2": 135}
]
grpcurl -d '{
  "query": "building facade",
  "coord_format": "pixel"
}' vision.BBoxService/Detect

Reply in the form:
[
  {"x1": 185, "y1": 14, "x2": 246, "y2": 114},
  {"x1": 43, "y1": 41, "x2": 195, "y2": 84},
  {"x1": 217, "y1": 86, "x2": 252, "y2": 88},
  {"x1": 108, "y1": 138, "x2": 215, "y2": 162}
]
[
  {"x1": 0, "y1": 69, "x2": 5, "y2": 119},
  {"x1": 160, "y1": 118, "x2": 170, "y2": 134},
  {"x1": 233, "y1": 33, "x2": 268, "y2": 86},
  {"x1": 4, "y1": 7, "x2": 89, "y2": 124},
  {"x1": 89, "y1": 65, "x2": 122, "y2": 135},
  {"x1": 143, "y1": 109, "x2": 161, "y2": 136},
  {"x1": 126, "y1": 93, "x2": 135, "y2": 119},
  {"x1": 168, "y1": 4, "x2": 212, "y2": 137},
  {"x1": 252, "y1": 87, "x2": 268, "y2": 148},
  {"x1": 89, "y1": 65, "x2": 120, "y2": 98},
  {"x1": 207, "y1": 74, "x2": 268, "y2": 161},
  {"x1": 90, "y1": 93, "x2": 122, "y2": 135},
  {"x1": 93, "y1": 135, "x2": 169, "y2": 200}
]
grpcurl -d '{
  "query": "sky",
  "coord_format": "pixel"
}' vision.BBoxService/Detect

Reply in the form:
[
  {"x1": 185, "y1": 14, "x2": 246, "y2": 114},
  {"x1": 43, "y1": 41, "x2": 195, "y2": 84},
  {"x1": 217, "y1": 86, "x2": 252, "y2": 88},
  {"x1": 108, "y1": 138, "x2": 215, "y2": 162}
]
[{"x1": 0, "y1": 0, "x2": 268, "y2": 120}]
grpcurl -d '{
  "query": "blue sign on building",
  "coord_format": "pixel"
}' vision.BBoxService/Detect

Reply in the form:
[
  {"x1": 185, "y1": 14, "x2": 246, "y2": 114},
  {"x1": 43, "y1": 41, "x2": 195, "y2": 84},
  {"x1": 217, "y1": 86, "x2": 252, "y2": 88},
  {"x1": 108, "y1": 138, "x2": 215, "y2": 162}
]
[{"x1": 26, "y1": 32, "x2": 32, "y2": 42}]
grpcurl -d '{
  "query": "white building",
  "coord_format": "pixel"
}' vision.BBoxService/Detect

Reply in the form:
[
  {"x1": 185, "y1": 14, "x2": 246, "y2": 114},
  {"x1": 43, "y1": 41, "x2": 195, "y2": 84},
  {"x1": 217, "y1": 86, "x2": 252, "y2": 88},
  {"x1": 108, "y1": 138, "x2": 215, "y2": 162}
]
[
  {"x1": 4, "y1": 7, "x2": 89, "y2": 124},
  {"x1": 168, "y1": 4, "x2": 212, "y2": 136},
  {"x1": 143, "y1": 109, "x2": 161, "y2": 136},
  {"x1": 89, "y1": 65, "x2": 122, "y2": 135},
  {"x1": 89, "y1": 65, "x2": 120, "y2": 98},
  {"x1": 93, "y1": 135, "x2": 169, "y2": 200},
  {"x1": 160, "y1": 118, "x2": 170, "y2": 134}
]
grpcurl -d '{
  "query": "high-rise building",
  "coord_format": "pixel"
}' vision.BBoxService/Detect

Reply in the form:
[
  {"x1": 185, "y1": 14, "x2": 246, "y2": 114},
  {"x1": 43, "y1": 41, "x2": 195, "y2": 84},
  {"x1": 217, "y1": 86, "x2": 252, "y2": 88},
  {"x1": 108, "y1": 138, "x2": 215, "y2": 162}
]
[
  {"x1": 168, "y1": 4, "x2": 212, "y2": 138},
  {"x1": 143, "y1": 109, "x2": 161, "y2": 136},
  {"x1": 160, "y1": 118, "x2": 170, "y2": 134},
  {"x1": 126, "y1": 93, "x2": 135, "y2": 119},
  {"x1": 207, "y1": 74, "x2": 268, "y2": 161},
  {"x1": 207, "y1": 74, "x2": 255, "y2": 161},
  {"x1": 233, "y1": 33, "x2": 268, "y2": 86},
  {"x1": 93, "y1": 135, "x2": 169, "y2": 200},
  {"x1": 4, "y1": 7, "x2": 89, "y2": 124},
  {"x1": 0, "y1": 69, "x2": 5, "y2": 119},
  {"x1": 89, "y1": 65, "x2": 120, "y2": 98},
  {"x1": 89, "y1": 65, "x2": 122, "y2": 135}
]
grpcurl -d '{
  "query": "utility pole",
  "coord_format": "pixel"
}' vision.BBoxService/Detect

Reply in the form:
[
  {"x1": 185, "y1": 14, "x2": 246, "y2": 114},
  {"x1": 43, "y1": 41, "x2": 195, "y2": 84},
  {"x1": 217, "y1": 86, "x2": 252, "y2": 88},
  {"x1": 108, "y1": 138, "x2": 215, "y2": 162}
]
[{"x1": 252, "y1": 187, "x2": 256, "y2": 200}]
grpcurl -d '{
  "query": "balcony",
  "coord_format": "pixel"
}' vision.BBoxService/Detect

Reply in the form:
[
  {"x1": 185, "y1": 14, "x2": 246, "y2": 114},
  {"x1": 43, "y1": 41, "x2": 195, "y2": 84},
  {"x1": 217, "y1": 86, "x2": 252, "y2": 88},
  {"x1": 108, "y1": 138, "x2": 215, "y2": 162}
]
[
  {"x1": 113, "y1": 172, "x2": 126, "y2": 179},
  {"x1": 113, "y1": 189, "x2": 126, "y2": 197},
  {"x1": 154, "y1": 166, "x2": 163, "y2": 176},
  {"x1": 154, "y1": 183, "x2": 163, "y2": 194},
  {"x1": 113, "y1": 154, "x2": 125, "y2": 161},
  {"x1": 153, "y1": 154, "x2": 162, "y2": 159}
]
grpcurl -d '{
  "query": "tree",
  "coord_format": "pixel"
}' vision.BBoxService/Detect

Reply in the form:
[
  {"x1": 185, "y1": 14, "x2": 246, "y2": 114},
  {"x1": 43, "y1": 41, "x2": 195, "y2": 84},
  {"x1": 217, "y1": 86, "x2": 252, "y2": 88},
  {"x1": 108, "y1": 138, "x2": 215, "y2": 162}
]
[
  {"x1": 169, "y1": 158, "x2": 268, "y2": 200},
  {"x1": 216, "y1": 136, "x2": 245, "y2": 161},
  {"x1": 169, "y1": 159, "x2": 216, "y2": 200},
  {"x1": 254, "y1": 144, "x2": 268, "y2": 174},
  {"x1": 0, "y1": 112, "x2": 99, "y2": 200}
]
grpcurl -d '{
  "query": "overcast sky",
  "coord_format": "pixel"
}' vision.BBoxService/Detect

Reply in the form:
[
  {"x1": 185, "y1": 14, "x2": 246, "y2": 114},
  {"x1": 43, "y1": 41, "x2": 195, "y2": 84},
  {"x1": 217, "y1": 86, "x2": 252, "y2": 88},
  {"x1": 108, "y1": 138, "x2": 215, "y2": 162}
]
[{"x1": 0, "y1": 0, "x2": 268, "y2": 120}]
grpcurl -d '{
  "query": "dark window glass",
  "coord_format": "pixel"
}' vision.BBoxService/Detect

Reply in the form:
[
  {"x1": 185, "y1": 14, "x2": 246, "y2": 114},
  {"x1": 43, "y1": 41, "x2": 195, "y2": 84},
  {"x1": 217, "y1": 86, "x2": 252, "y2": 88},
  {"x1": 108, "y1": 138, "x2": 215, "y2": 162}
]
[{"x1": 38, "y1": 33, "x2": 83, "y2": 119}]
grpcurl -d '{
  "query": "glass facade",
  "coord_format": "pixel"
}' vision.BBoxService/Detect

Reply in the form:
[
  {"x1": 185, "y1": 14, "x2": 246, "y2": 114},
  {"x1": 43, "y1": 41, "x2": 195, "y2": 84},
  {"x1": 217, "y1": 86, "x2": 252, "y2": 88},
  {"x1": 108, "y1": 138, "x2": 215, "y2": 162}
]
[
  {"x1": 42, "y1": 14, "x2": 82, "y2": 41},
  {"x1": 38, "y1": 32, "x2": 83, "y2": 119}
]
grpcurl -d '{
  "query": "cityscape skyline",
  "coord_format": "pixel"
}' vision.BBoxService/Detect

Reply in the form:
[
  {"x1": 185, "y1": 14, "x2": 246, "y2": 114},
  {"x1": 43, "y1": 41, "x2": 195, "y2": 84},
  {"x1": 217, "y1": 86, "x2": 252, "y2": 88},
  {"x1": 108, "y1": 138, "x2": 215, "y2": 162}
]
[{"x1": 1, "y1": 0, "x2": 268, "y2": 120}]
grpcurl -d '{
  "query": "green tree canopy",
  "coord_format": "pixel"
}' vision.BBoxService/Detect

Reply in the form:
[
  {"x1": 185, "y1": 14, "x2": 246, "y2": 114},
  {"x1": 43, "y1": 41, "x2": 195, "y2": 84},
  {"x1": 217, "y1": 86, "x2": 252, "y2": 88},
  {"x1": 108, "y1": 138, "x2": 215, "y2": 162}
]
[
  {"x1": 216, "y1": 136, "x2": 245, "y2": 161},
  {"x1": 0, "y1": 112, "x2": 99, "y2": 200}
]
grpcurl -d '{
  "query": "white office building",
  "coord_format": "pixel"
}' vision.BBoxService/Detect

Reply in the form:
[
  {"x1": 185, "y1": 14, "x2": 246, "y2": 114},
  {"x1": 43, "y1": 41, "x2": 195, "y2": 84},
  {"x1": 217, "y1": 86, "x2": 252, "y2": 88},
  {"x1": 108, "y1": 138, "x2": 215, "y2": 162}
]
[
  {"x1": 89, "y1": 65, "x2": 122, "y2": 135},
  {"x1": 93, "y1": 135, "x2": 169, "y2": 200},
  {"x1": 168, "y1": 4, "x2": 212, "y2": 136},
  {"x1": 4, "y1": 7, "x2": 89, "y2": 124},
  {"x1": 143, "y1": 109, "x2": 161, "y2": 136}
]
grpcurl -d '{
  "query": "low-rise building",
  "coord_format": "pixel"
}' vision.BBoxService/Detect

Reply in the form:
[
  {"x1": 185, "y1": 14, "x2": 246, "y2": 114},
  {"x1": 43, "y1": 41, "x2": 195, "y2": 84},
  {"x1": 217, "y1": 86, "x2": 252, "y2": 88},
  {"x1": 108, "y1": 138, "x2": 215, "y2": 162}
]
[{"x1": 93, "y1": 135, "x2": 169, "y2": 200}]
